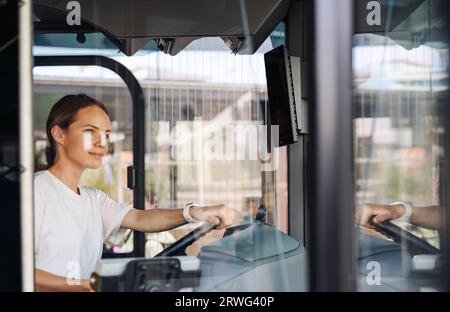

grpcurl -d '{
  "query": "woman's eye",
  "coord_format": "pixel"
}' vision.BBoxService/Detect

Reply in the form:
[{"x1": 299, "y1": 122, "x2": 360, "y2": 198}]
[{"x1": 84, "y1": 129, "x2": 94, "y2": 134}]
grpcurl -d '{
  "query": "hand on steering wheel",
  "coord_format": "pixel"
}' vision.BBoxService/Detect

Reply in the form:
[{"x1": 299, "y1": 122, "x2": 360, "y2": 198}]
[
  {"x1": 371, "y1": 219, "x2": 439, "y2": 256},
  {"x1": 190, "y1": 204, "x2": 233, "y2": 230}
]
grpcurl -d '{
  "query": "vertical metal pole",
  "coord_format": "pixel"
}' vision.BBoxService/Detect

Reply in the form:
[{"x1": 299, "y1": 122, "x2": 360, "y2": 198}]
[
  {"x1": 132, "y1": 70, "x2": 146, "y2": 258},
  {"x1": 287, "y1": 0, "x2": 307, "y2": 245},
  {"x1": 308, "y1": 0, "x2": 355, "y2": 291},
  {"x1": 441, "y1": 0, "x2": 450, "y2": 292},
  {"x1": 19, "y1": 0, "x2": 35, "y2": 291}
]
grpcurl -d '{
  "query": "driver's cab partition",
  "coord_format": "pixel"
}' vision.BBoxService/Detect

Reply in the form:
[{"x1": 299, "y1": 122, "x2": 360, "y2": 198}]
[
  {"x1": 14, "y1": 0, "x2": 295, "y2": 293},
  {"x1": 31, "y1": 1, "x2": 291, "y2": 278},
  {"x1": 34, "y1": 55, "x2": 146, "y2": 258},
  {"x1": 351, "y1": 0, "x2": 450, "y2": 291}
]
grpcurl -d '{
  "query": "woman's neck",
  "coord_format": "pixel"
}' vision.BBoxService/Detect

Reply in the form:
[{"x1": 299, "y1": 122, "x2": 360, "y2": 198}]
[{"x1": 48, "y1": 162, "x2": 83, "y2": 194}]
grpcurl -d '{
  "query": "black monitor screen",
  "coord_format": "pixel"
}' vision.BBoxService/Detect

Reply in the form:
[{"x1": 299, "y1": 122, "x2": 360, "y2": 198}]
[{"x1": 264, "y1": 45, "x2": 298, "y2": 146}]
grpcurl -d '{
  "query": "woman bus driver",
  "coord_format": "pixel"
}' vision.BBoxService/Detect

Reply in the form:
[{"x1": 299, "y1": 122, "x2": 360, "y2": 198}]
[{"x1": 34, "y1": 94, "x2": 233, "y2": 291}]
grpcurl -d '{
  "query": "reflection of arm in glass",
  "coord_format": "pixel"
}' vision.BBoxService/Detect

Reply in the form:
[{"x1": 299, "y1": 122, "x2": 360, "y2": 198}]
[{"x1": 359, "y1": 203, "x2": 441, "y2": 230}]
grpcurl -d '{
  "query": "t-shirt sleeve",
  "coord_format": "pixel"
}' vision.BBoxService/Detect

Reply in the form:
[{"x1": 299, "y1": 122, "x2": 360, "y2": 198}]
[{"x1": 96, "y1": 189, "x2": 133, "y2": 245}]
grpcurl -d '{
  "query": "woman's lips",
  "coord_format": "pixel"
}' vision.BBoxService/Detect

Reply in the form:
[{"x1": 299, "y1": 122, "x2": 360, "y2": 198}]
[{"x1": 89, "y1": 152, "x2": 103, "y2": 159}]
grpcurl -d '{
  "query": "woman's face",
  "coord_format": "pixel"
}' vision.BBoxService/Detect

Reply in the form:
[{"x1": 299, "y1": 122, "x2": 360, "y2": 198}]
[{"x1": 57, "y1": 105, "x2": 111, "y2": 169}]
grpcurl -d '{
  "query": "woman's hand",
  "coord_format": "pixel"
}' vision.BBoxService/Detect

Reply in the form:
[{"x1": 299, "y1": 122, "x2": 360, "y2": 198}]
[
  {"x1": 359, "y1": 203, "x2": 405, "y2": 228},
  {"x1": 190, "y1": 204, "x2": 233, "y2": 229}
]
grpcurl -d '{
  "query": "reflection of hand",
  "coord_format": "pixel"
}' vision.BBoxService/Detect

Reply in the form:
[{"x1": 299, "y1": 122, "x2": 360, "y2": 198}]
[
  {"x1": 359, "y1": 203, "x2": 405, "y2": 228},
  {"x1": 190, "y1": 204, "x2": 233, "y2": 230},
  {"x1": 359, "y1": 225, "x2": 391, "y2": 241}
]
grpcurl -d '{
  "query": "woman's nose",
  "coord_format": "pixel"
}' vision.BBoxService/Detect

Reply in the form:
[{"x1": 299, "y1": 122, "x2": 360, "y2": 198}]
[{"x1": 95, "y1": 131, "x2": 108, "y2": 147}]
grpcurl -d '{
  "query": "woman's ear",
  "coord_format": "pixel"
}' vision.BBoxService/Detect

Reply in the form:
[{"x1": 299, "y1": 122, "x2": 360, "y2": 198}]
[{"x1": 50, "y1": 125, "x2": 65, "y2": 146}]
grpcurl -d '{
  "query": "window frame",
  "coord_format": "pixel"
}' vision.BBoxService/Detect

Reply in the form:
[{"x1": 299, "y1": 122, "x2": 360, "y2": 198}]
[{"x1": 33, "y1": 55, "x2": 146, "y2": 258}]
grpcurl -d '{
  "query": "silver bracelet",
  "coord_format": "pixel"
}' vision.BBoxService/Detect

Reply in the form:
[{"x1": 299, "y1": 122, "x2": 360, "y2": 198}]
[
  {"x1": 390, "y1": 201, "x2": 412, "y2": 222},
  {"x1": 183, "y1": 202, "x2": 200, "y2": 223}
]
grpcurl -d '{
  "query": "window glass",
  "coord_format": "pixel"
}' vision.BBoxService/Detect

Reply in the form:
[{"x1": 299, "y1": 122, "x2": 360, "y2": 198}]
[
  {"x1": 33, "y1": 24, "x2": 288, "y2": 258},
  {"x1": 31, "y1": 1, "x2": 293, "y2": 291},
  {"x1": 354, "y1": 0, "x2": 448, "y2": 291},
  {"x1": 33, "y1": 65, "x2": 135, "y2": 254},
  {"x1": 143, "y1": 30, "x2": 288, "y2": 257}
]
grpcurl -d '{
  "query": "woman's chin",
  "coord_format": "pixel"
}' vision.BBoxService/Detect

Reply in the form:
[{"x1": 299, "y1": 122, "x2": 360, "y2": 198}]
[{"x1": 84, "y1": 160, "x2": 102, "y2": 169}]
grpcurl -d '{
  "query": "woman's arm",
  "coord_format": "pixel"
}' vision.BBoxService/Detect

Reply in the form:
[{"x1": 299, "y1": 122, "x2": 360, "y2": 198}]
[
  {"x1": 409, "y1": 205, "x2": 442, "y2": 230},
  {"x1": 35, "y1": 269, "x2": 91, "y2": 292},
  {"x1": 121, "y1": 204, "x2": 232, "y2": 233},
  {"x1": 359, "y1": 203, "x2": 442, "y2": 230}
]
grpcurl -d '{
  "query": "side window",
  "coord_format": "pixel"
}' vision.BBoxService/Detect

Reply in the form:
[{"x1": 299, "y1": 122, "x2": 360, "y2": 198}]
[
  {"x1": 33, "y1": 65, "x2": 134, "y2": 254},
  {"x1": 354, "y1": 0, "x2": 448, "y2": 291}
]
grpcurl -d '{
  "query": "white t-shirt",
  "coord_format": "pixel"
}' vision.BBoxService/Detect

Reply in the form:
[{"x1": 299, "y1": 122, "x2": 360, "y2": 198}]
[{"x1": 34, "y1": 170, "x2": 133, "y2": 279}]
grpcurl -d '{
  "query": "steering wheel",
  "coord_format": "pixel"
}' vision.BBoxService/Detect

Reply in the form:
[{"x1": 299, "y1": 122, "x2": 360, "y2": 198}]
[
  {"x1": 154, "y1": 222, "x2": 218, "y2": 257},
  {"x1": 372, "y1": 220, "x2": 440, "y2": 256},
  {"x1": 154, "y1": 204, "x2": 269, "y2": 257}
]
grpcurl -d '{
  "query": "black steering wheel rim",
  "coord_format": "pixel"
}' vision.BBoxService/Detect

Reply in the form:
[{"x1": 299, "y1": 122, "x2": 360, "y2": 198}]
[
  {"x1": 373, "y1": 220, "x2": 440, "y2": 256},
  {"x1": 153, "y1": 222, "x2": 217, "y2": 257}
]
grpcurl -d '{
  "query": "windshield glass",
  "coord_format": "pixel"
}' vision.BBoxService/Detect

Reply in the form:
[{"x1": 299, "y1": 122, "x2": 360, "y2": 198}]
[{"x1": 354, "y1": 31, "x2": 446, "y2": 248}]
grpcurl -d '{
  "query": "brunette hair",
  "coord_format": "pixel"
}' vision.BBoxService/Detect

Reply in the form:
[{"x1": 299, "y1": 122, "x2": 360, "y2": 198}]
[{"x1": 45, "y1": 94, "x2": 109, "y2": 167}]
